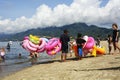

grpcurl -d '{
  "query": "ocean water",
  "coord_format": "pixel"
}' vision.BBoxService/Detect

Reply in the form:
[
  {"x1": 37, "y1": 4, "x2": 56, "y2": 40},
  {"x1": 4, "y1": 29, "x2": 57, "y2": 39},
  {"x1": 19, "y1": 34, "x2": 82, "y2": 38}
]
[{"x1": 0, "y1": 41, "x2": 58, "y2": 78}]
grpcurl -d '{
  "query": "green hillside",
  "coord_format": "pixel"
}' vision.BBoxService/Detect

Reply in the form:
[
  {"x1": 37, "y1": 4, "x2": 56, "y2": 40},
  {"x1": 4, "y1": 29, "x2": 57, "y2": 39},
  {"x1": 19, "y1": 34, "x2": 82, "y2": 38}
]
[{"x1": 0, "y1": 23, "x2": 113, "y2": 41}]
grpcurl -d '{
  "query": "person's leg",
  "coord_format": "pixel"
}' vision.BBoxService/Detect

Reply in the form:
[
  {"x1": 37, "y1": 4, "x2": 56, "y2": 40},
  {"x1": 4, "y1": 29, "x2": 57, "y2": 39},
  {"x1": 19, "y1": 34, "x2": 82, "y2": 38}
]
[
  {"x1": 69, "y1": 47, "x2": 73, "y2": 57},
  {"x1": 61, "y1": 47, "x2": 64, "y2": 61},
  {"x1": 61, "y1": 53, "x2": 66, "y2": 62},
  {"x1": 109, "y1": 46, "x2": 112, "y2": 54},
  {"x1": 1, "y1": 56, "x2": 5, "y2": 61},
  {"x1": 64, "y1": 53, "x2": 67, "y2": 61},
  {"x1": 113, "y1": 42, "x2": 117, "y2": 55},
  {"x1": 98, "y1": 42, "x2": 100, "y2": 47},
  {"x1": 78, "y1": 48, "x2": 82, "y2": 60},
  {"x1": 108, "y1": 45, "x2": 112, "y2": 54},
  {"x1": 61, "y1": 53, "x2": 64, "y2": 61},
  {"x1": 115, "y1": 42, "x2": 120, "y2": 53},
  {"x1": 108, "y1": 45, "x2": 110, "y2": 54},
  {"x1": 63, "y1": 48, "x2": 68, "y2": 61},
  {"x1": 69, "y1": 51, "x2": 72, "y2": 57}
]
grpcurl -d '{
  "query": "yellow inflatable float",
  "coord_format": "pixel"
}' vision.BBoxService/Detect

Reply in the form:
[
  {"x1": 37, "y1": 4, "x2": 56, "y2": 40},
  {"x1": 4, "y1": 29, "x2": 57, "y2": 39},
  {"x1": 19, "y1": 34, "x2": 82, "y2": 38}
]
[
  {"x1": 73, "y1": 45, "x2": 106, "y2": 57},
  {"x1": 91, "y1": 46, "x2": 106, "y2": 57},
  {"x1": 29, "y1": 34, "x2": 40, "y2": 44}
]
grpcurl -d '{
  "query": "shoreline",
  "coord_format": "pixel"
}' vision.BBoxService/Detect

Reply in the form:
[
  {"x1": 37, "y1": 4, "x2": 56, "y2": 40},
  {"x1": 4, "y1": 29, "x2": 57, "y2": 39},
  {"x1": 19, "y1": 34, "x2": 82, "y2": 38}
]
[{"x1": 1, "y1": 41, "x2": 120, "y2": 80}]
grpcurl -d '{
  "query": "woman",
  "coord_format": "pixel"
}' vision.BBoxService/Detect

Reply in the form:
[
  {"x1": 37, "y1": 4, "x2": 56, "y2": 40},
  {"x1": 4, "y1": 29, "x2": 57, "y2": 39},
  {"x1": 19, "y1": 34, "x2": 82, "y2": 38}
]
[{"x1": 112, "y1": 23, "x2": 120, "y2": 54}]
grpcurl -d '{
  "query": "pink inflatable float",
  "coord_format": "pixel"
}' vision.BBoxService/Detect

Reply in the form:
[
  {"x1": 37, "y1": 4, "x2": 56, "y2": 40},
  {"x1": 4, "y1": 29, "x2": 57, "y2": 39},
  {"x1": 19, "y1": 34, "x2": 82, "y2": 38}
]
[
  {"x1": 46, "y1": 38, "x2": 61, "y2": 55},
  {"x1": 22, "y1": 35, "x2": 61, "y2": 55},
  {"x1": 83, "y1": 37, "x2": 95, "y2": 49},
  {"x1": 82, "y1": 36, "x2": 95, "y2": 56},
  {"x1": 22, "y1": 36, "x2": 47, "y2": 53},
  {"x1": 37, "y1": 38, "x2": 47, "y2": 53}
]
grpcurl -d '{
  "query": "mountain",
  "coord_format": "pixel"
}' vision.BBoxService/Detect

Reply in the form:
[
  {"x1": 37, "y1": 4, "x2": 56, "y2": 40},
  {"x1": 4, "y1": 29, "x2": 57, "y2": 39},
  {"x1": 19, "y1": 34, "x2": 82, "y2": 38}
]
[{"x1": 0, "y1": 23, "x2": 113, "y2": 41}]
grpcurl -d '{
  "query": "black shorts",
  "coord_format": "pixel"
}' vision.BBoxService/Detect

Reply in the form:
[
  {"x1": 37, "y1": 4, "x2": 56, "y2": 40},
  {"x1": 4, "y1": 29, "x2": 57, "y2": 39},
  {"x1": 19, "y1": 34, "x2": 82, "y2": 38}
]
[
  {"x1": 61, "y1": 47, "x2": 68, "y2": 53},
  {"x1": 62, "y1": 49, "x2": 68, "y2": 53},
  {"x1": 1, "y1": 56, "x2": 5, "y2": 60}
]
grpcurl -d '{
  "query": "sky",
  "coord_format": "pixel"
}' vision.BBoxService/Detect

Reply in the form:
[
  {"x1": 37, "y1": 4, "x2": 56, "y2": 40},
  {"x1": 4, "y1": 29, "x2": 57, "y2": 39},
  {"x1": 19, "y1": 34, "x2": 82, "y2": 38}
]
[{"x1": 0, "y1": 0, "x2": 120, "y2": 34}]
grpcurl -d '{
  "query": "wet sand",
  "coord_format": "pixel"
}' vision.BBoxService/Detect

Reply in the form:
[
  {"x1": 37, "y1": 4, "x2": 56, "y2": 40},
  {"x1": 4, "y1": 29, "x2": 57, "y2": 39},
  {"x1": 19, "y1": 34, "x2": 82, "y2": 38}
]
[{"x1": 1, "y1": 41, "x2": 120, "y2": 80}]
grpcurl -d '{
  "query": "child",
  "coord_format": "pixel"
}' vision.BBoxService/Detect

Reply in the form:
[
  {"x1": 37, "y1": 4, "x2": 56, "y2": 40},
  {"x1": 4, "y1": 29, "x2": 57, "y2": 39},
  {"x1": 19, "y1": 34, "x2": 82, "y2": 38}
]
[
  {"x1": 0, "y1": 47, "x2": 6, "y2": 61},
  {"x1": 68, "y1": 41, "x2": 74, "y2": 57},
  {"x1": 29, "y1": 52, "x2": 38, "y2": 58},
  {"x1": 18, "y1": 53, "x2": 22, "y2": 58},
  {"x1": 76, "y1": 33, "x2": 86, "y2": 60},
  {"x1": 29, "y1": 52, "x2": 38, "y2": 64},
  {"x1": 107, "y1": 35, "x2": 112, "y2": 54}
]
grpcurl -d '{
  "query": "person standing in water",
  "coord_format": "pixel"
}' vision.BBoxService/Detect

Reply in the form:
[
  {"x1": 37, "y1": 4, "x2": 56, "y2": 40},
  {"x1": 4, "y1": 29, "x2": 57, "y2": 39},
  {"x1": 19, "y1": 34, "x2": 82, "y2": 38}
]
[
  {"x1": 60, "y1": 29, "x2": 70, "y2": 62},
  {"x1": 6, "y1": 42, "x2": 10, "y2": 51},
  {"x1": 112, "y1": 23, "x2": 120, "y2": 54},
  {"x1": 29, "y1": 52, "x2": 39, "y2": 64},
  {"x1": 0, "y1": 47, "x2": 6, "y2": 61}
]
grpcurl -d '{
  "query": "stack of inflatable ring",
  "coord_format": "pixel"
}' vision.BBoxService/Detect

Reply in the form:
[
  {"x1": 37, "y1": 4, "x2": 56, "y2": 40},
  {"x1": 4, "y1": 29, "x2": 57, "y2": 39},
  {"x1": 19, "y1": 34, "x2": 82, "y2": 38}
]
[
  {"x1": 45, "y1": 38, "x2": 61, "y2": 55},
  {"x1": 29, "y1": 34, "x2": 40, "y2": 44},
  {"x1": 22, "y1": 35, "x2": 61, "y2": 55},
  {"x1": 22, "y1": 35, "x2": 47, "y2": 53}
]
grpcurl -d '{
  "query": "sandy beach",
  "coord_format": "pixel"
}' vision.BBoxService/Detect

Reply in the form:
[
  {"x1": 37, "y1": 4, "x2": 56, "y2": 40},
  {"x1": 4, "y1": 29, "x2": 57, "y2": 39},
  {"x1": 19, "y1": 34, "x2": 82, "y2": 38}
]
[{"x1": 1, "y1": 41, "x2": 120, "y2": 80}]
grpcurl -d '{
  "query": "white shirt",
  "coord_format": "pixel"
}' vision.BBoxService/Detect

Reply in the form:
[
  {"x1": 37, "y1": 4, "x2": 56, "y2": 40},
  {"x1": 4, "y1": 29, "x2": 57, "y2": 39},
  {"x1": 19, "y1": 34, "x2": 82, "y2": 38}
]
[{"x1": 0, "y1": 51, "x2": 5, "y2": 56}]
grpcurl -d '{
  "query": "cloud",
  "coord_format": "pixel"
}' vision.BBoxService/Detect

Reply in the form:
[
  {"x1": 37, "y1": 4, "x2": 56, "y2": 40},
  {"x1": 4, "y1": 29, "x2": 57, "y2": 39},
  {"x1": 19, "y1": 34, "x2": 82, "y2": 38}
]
[{"x1": 0, "y1": 0, "x2": 120, "y2": 33}]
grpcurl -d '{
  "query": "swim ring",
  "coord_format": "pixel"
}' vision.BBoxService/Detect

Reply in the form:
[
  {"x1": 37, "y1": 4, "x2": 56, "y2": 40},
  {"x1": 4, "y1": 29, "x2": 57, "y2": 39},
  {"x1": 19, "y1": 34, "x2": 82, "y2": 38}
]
[
  {"x1": 46, "y1": 38, "x2": 61, "y2": 55},
  {"x1": 83, "y1": 37, "x2": 95, "y2": 49},
  {"x1": 45, "y1": 38, "x2": 59, "y2": 50},
  {"x1": 37, "y1": 38, "x2": 47, "y2": 52},
  {"x1": 47, "y1": 42, "x2": 61, "y2": 55},
  {"x1": 22, "y1": 36, "x2": 46, "y2": 53},
  {"x1": 29, "y1": 34, "x2": 40, "y2": 44}
]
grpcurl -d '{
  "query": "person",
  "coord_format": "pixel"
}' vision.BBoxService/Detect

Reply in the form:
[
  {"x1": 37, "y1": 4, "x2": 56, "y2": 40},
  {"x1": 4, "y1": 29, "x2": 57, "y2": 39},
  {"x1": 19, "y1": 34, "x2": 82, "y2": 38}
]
[
  {"x1": 112, "y1": 23, "x2": 120, "y2": 54},
  {"x1": 6, "y1": 42, "x2": 10, "y2": 51},
  {"x1": 18, "y1": 53, "x2": 22, "y2": 58},
  {"x1": 68, "y1": 41, "x2": 74, "y2": 57},
  {"x1": 96, "y1": 35, "x2": 100, "y2": 46},
  {"x1": 60, "y1": 29, "x2": 70, "y2": 62},
  {"x1": 107, "y1": 34, "x2": 112, "y2": 54},
  {"x1": 34, "y1": 52, "x2": 39, "y2": 58},
  {"x1": 0, "y1": 47, "x2": 6, "y2": 61},
  {"x1": 76, "y1": 33, "x2": 86, "y2": 60},
  {"x1": 29, "y1": 52, "x2": 38, "y2": 64}
]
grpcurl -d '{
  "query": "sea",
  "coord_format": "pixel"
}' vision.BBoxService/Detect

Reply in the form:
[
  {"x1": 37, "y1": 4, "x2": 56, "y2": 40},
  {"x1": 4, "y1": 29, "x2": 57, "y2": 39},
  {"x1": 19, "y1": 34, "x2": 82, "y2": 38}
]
[{"x1": 0, "y1": 41, "x2": 59, "y2": 78}]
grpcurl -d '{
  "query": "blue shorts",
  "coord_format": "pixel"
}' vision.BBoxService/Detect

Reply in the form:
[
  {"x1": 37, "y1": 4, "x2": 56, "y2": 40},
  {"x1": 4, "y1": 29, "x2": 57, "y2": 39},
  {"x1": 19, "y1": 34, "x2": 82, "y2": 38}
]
[{"x1": 78, "y1": 48, "x2": 82, "y2": 56}]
